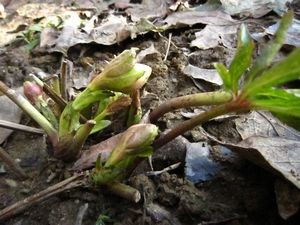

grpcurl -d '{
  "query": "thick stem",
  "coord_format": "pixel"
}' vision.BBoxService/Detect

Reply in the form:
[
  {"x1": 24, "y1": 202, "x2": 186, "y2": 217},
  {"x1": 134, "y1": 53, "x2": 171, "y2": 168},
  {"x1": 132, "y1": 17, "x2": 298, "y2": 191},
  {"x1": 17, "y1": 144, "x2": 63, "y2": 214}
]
[
  {"x1": 0, "y1": 147, "x2": 28, "y2": 180},
  {"x1": 149, "y1": 91, "x2": 233, "y2": 123},
  {"x1": 106, "y1": 182, "x2": 141, "y2": 203},
  {"x1": 152, "y1": 103, "x2": 233, "y2": 149},
  {"x1": 70, "y1": 120, "x2": 96, "y2": 154},
  {"x1": 0, "y1": 81, "x2": 58, "y2": 146}
]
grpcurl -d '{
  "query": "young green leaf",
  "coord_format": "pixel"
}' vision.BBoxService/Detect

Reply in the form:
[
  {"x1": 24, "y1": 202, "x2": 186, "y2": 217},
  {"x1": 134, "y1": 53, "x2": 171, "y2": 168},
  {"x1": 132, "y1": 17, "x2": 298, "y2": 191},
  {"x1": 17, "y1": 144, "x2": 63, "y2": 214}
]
[
  {"x1": 91, "y1": 120, "x2": 111, "y2": 134},
  {"x1": 228, "y1": 24, "x2": 254, "y2": 94},
  {"x1": 251, "y1": 88, "x2": 300, "y2": 118},
  {"x1": 72, "y1": 90, "x2": 113, "y2": 112},
  {"x1": 214, "y1": 63, "x2": 232, "y2": 91},
  {"x1": 246, "y1": 11, "x2": 293, "y2": 83},
  {"x1": 243, "y1": 48, "x2": 300, "y2": 96}
]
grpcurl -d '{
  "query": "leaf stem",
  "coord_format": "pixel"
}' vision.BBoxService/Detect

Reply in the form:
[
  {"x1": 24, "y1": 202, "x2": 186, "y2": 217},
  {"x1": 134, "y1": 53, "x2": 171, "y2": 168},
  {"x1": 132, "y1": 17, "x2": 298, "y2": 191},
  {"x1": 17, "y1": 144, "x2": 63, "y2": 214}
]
[
  {"x1": 152, "y1": 100, "x2": 245, "y2": 149},
  {"x1": 149, "y1": 91, "x2": 232, "y2": 123}
]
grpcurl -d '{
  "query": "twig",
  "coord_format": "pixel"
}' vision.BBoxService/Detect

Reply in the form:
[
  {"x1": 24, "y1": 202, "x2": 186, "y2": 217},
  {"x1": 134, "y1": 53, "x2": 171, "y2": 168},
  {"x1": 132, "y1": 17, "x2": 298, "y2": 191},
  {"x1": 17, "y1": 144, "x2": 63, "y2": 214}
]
[
  {"x1": 60, "y1": 59, "x2": 73, "y2": 101},
  {"x1": 0, "y1": 173, "x2": 87, "y2": 221},
  {"x1": 164, "y1": 33, "x2": 172, "y2": 61},
  {"x1": 0, "y1": 120, "x2": 44, "y2": 135},
  {"x1": 75, "y1": 203, "x2": 89, "y2": 225},
  {"x1": 60, "y1": 59, "x2": 68, "y2": 100},
  {"x1": 30, "y1": 74, "x2": 67, "y2": 111},
  {"x1": 0, "y1": 147, "x2": 28, "y2": 180},
  {"x1": 145, "y1": 162, "x2": 181, "y2": 176},
  {"x1": 200, "y1": 214, "x2": 247, "y2": 225}
]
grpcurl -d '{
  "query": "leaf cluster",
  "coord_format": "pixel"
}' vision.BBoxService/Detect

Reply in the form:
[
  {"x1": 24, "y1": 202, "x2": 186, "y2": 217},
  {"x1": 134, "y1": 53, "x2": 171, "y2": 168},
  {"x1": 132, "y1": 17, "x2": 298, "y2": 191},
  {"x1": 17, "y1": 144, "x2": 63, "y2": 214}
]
[{"x1": 215, "y1": 11, "x2": 300, "y2": 128}]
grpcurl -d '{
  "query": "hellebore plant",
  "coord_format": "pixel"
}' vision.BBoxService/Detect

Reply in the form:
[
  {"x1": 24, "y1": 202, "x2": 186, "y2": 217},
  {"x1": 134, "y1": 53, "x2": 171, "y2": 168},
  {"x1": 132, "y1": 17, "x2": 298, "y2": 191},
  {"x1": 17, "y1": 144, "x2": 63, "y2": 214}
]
[
  {"x1": 151, "y1": 10, "x2": 300, "y2": 148},
  {"x1": 0, "y1": 48, "x2": 152, "y2": 162},
  {"x1": 0, "y1": 11, "x2": 300, "y2": 222}
]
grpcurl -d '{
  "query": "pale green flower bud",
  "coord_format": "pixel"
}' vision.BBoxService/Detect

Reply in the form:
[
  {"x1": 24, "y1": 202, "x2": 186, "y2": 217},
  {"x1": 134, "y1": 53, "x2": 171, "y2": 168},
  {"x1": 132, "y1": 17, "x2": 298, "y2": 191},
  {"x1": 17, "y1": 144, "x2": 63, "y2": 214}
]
[{"x1": 105, "y1": 124, "x2": 158, "y2": 167}]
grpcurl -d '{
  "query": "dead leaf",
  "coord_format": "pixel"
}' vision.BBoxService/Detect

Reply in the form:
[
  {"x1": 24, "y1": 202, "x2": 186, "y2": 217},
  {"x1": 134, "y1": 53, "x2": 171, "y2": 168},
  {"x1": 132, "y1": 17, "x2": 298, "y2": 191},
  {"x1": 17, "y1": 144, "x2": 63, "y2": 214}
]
[
  {"x1": 39, "y1": 27, "x2": 59, "y2": 48},
  {"x1": 224, "y1": 136, "x2": 300, "y2": 189},
  {"x1": 136, "y1": 44, "x2": 159, "y2": 62},
  {"x1": 182, "y1": 64, "x2": 223, "y2": 86},
  {"x1": 275, "y1": 179, "x2": 300, "y2": 219},
  {"x1": 191, "y1": 24, "x2": 239, "y2": 49},
  {"x1": 234, "y1": 111, "x2": 300, "y2": 141},
  {"x1": 163, "y1": 10, "x2": 237, "y2": 26},
  {"x1": 0, "y1": 3, "x2": 6, "y2": 19},
  {"x1": 126, "y1": 0, "x2": 169, "y2": 22},
  {"x1": 71, "y1": 133, "x2": 122, "y2": 171},
  {"x1": 16, "y1": 3, "x2": 66, "y2": 19},
  {"x1": 51, "y1": 13, "x2": 131, "y2": 54},
  {"x1": 0, "y1": 87, "x2": 23, "y2": 144},
  {"x1": 220, "y1": 0, "x2": 292, "y2": 18}
]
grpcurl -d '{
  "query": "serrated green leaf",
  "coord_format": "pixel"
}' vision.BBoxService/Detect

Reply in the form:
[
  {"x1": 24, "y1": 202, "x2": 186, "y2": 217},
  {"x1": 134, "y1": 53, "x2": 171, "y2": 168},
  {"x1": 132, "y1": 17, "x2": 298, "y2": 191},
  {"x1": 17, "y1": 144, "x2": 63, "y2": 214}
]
[
  {"x1": 246, "y1": 11, "x2": 293, "y2": 83},
  {"x1": 214, "y1": 63, "x2": 231, "y2": 91},
  {"x1": 228, "y1": 24, "x2": 254, "y2": 94},
  {"x1": 244, "y1": 48, "x2": 300, "y2": 96},
  {"x1": 251, "y1": 88, "x2": 300, "y2": 118}
]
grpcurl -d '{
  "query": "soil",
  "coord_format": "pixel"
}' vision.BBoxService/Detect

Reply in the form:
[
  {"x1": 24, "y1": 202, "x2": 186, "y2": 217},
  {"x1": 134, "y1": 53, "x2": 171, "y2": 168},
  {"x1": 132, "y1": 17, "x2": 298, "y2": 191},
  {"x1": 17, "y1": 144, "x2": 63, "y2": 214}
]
[{"x1": 0, "y1": 1, "x2": 300, "y2": 225}]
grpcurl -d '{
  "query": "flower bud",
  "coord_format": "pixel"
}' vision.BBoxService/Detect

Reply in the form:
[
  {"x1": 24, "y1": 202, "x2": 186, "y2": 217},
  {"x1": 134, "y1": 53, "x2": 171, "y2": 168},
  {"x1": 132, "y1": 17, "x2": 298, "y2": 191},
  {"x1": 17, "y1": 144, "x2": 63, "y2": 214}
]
[
  {"x1": 89, "y1": 49, "x2": 136, "y2": 91},
  {"x1": 23, "y1": 81, "x2": 43, "y2": 104},
  {"x1": 105, "y1": 124, "x2": 158, "y2": 167}
]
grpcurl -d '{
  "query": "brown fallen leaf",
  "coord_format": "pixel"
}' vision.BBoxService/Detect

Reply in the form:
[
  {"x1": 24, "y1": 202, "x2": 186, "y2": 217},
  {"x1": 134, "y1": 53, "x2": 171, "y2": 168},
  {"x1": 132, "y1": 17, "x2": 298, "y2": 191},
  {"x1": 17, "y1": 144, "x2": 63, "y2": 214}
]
[
  {"x1": 223, "y1": 136, "x2": 300, "y2": 189},
  {"x1": 125, "y1": 0, "x2": 169, "y2": 22},
  {"x1": 275, "y1": 178, "x2": 300, "y2": 219},
  {"x1": 182, "y1": 64, "x2": 223, "y2": 86},
  {"x1": 163, "y1": 10, "x2": 237, "y2": 26},
  {"x1": 71, "y1": 133, "x2": 122, "y2": 171},
  {"x1": 191, "y1": 24, "x2": 239, "y2": 49}
]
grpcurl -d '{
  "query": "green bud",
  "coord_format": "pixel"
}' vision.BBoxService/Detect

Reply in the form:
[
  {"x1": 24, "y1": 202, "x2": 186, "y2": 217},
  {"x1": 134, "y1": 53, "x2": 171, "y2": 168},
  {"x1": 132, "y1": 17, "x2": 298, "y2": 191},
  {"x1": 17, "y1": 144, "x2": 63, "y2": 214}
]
[
  {"x1": 89, "y1": 49, "x2": 136, "y2": 91},
  {"x1": 88, "y1": 63, "x2": 151, "y2": 94},
  {"x1": 105, "y1": 124, "x2": 158, "y2": 167}
]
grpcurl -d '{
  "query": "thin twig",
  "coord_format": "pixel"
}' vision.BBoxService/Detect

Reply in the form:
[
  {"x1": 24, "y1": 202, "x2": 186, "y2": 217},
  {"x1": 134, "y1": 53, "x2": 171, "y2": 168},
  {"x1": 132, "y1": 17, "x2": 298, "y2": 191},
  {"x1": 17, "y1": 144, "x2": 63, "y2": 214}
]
[
  {"x1": 30, "y1": 74, "x2": 67, "y2": 111},
  {"x1": 145, "y1": 162, "x2": 181, "y2": 176},
  {"x1": 75, "y1": 203, "x2": 89, "y2": 225},
  {"x1": 60, "y1": 59, "x2": 74, "y2": 101},
  {"x1": 0, "y1": 147, "x2": 28, "y2": 180},
  {"x1": 0, "y1": 173, "x2": 87, "y2": 221},
  {"x1": 200, "y1": 214, "x2": 247, "y2": 225},
  {"x1": 164, "y1": 33, "x2": 172, "y2": 61},
  {"x1": 0, "y1": 120, "x2": 44, "y2": 135}
]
